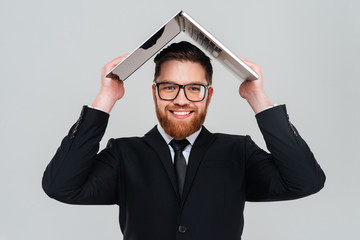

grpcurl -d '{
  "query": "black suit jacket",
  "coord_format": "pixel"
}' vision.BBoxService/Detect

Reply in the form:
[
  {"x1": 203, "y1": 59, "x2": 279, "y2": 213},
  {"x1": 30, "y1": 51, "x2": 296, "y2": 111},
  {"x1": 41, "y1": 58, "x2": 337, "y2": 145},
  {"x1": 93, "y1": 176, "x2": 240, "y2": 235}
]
[{"x1": 42, "y1": 105, "x2": 325, "y2": 240}]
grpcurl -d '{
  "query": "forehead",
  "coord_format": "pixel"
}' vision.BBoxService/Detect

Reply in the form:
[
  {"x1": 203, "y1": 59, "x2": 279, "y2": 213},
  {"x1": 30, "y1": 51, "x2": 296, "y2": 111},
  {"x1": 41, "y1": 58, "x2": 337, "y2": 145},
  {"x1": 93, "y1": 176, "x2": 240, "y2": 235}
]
[{"x1": 157, "y1": 60, "x2": 207, "y2": 84}]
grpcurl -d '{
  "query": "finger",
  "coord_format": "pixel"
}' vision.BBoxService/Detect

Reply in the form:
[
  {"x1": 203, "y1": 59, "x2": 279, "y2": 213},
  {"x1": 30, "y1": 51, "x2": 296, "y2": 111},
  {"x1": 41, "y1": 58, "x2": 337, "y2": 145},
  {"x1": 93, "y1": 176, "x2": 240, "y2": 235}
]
[
  {"x1": 239, "y1": 56, "x2": 253, "y2": 63},
  {"x1": 106, "y1": 72, "x2": 120, "y2": 80},
  {"x1": 105, "y1": 53, "x2": 130, "y2": 71},
  {"x1": 102, "y1": 53, "x2": 130, "y2": 79},
  {"x1": 110, "y1": 54, "x2": 130, "y2": 66},
  {"x1": 238, "y1": 56, "x2": 262, "y2": 75},
  {"x1": 239, "y1": 57, "x2": 258, "y2": 68}
]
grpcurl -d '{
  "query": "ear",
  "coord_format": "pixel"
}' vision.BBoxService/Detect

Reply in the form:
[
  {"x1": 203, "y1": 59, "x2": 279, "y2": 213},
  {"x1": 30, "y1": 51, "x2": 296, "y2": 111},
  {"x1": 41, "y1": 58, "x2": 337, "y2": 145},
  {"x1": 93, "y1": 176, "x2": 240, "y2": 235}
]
[
  {"x1": 152, "y1": 84, "x2": 157, "y2": 105},
  {"x1": 206, "y1": 87, "x2": 214, "y2": 107}
]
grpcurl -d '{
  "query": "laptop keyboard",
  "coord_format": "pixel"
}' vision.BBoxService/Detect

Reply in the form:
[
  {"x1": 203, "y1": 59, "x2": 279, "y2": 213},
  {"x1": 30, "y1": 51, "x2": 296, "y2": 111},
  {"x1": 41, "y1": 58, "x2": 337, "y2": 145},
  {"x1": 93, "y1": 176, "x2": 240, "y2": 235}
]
[{"x1": 186, "y1": 23, "x2": 222, "y2": 58}]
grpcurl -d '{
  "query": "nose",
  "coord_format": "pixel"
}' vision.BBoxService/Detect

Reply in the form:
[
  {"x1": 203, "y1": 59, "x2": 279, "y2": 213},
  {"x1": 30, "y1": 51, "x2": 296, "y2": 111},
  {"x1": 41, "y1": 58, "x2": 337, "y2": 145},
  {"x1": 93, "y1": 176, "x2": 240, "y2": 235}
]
[{"x1": 173, "y1": 88, "x2": 190, "y2": 106}]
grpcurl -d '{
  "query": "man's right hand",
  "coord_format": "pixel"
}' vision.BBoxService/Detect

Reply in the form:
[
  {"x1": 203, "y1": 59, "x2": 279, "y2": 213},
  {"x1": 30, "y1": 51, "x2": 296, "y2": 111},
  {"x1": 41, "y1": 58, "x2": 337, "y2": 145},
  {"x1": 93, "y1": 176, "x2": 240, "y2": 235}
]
[{"x1": 92, "y1": 54, "x2": 129, "y2": 113}]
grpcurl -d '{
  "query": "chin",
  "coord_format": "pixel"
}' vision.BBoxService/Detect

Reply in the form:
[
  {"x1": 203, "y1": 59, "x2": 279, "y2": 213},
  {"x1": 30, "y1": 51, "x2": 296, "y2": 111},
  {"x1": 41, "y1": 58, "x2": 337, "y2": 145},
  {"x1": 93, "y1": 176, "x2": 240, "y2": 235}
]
[{"x1": 157, "y1": 111, "x2": 206, "y2": 139}]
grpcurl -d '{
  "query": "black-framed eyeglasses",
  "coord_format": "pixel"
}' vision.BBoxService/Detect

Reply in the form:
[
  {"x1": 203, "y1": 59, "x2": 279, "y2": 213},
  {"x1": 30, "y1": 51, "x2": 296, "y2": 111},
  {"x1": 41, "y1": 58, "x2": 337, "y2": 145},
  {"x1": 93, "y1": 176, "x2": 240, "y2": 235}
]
[{"x1": 155, "y1": 82, "x2": 211, "y2": 102}]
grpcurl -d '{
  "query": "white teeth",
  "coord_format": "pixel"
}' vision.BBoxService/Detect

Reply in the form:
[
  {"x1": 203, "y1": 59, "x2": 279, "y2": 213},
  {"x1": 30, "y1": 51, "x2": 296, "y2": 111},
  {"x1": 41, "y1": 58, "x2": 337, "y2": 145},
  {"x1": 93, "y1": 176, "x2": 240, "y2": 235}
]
[{"x1": 173, "y1": 111, "x2": 190, "y2": 116}]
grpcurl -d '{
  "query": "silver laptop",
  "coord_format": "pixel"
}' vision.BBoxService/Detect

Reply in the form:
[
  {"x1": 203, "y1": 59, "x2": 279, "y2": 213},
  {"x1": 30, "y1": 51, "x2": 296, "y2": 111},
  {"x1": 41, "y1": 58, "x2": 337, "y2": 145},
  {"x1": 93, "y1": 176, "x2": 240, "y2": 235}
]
[{"x1": 107, "y1": 11, "x2": 259, "y2": 81}]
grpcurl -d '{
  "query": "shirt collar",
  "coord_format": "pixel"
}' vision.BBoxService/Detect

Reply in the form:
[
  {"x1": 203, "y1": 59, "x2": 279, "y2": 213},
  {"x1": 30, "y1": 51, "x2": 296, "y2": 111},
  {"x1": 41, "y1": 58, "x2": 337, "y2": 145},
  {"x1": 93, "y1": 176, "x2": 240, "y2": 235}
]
[{"x1": 157, "y1": 123, "x2": 202, "y2": 146}]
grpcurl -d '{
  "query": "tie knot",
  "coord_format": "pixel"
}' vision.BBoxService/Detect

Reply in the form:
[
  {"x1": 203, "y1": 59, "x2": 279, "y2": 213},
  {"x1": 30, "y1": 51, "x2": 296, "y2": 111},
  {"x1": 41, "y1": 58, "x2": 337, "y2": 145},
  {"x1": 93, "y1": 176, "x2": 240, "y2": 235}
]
[{"x1": 170, "y1": 139, "x2": 189, "y2": 152}]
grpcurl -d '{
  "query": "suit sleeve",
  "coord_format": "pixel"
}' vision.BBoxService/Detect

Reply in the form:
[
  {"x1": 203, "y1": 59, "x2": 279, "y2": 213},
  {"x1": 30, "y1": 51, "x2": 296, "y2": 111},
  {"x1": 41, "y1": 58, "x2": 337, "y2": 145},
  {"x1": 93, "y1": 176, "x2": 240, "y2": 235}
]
[
  {"x1": 42, "y1": 106, "x2": 119, "y2": 205},
  {"x1": 245, "y1": 105, "x2": 326, "y2": 201}
]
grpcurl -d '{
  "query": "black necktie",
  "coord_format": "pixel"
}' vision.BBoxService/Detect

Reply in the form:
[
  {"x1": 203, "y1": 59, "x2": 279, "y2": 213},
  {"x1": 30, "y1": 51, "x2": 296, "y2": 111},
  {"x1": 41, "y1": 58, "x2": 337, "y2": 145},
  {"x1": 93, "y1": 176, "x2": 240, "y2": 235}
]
[{"x1": 170, "y1": 139, "x2": 189, "y2": 197}]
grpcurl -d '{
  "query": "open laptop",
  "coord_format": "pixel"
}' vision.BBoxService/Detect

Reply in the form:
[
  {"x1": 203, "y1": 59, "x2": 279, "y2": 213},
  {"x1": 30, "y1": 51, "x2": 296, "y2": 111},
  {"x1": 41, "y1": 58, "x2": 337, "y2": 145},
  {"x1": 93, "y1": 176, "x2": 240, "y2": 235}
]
[{"x1": 107, "y1": 11, "x2": 259, "y2": 81}]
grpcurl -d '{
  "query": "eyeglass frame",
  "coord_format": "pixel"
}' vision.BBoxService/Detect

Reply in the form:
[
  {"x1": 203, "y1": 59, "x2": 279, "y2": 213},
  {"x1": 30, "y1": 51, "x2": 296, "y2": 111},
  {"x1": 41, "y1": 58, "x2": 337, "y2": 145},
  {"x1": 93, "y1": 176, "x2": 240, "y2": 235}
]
[{"x1": 154, "y1": 82, "x2": 212, "y2": 102}]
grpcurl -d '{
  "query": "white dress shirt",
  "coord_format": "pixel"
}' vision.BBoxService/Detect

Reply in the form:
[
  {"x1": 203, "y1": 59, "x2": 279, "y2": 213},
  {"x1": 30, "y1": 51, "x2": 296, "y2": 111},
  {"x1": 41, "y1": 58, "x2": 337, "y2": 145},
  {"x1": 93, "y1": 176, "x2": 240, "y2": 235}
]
[{"x1": 157, "y1": 124, "x2": 201, "y2": 165}]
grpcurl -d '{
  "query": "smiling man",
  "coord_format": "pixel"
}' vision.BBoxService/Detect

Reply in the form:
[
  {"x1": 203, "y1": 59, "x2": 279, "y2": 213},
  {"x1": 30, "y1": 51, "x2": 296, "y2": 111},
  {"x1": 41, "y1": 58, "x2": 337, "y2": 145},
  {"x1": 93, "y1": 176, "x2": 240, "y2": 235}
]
[
  {"x1": 153, "y1": 59, "x2": 212, "y2": 140},
  {"x1": 42, "y1": 41, "x2": 325, "y2": 240}
]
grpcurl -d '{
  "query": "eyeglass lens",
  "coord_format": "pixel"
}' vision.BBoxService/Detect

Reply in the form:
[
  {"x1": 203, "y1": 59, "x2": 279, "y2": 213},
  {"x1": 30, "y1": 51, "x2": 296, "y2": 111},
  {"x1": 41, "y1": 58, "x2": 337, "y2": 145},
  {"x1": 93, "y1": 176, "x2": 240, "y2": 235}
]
[{"x1": 158, "y1": 83, "x2": 206, "y2": 101}]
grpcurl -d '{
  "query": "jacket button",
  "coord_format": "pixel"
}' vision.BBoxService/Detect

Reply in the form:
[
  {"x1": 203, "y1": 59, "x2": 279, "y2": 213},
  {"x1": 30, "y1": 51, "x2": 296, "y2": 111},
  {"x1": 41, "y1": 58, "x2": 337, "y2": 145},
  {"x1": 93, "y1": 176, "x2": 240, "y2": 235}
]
[{"x1": 178, "y1": 225, "x2": 187, "y2": 233}]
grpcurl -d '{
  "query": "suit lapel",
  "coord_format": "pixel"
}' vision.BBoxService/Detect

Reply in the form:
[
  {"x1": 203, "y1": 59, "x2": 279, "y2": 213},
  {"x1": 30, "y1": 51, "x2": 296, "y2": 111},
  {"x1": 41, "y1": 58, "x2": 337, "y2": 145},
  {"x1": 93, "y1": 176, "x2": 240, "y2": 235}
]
[
  {"x1": 143, "y1": 126, "x2": 215, "y2": 203},
  {"x1": 181, "y1": 127, "x2": 215, "y2": 204},
  {"x1": 143, "y1": 126, "x2": 180, "y2": 200}
]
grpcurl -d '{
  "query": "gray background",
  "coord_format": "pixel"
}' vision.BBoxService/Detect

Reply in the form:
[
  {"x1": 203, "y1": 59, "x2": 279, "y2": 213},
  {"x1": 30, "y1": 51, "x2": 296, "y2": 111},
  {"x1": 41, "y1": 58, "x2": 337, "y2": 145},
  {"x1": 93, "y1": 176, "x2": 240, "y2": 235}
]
[{"x1": 1, "y1": 0, "x2": 359, "y2": 239}]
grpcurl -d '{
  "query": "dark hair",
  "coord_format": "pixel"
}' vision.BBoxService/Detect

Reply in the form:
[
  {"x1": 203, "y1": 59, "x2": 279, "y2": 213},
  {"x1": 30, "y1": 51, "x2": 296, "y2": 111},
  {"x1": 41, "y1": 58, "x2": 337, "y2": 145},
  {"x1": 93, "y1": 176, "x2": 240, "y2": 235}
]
[{"x1": 153, "y1": 41, "x2": 213, "y2": 85}]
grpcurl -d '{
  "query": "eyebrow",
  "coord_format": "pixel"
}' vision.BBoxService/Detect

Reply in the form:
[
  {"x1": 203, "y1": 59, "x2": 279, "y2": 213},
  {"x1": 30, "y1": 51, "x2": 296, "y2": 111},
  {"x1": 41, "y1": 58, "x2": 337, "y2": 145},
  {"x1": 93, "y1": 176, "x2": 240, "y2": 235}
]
[{"x1": 157, "y1": 80, "x2": 208, "y2": 85}]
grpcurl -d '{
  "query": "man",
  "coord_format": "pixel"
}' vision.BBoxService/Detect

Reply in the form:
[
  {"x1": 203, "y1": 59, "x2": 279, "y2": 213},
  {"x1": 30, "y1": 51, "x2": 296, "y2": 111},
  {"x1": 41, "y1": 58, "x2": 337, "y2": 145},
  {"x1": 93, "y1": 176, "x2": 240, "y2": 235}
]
[{"x1": 42, "y1": 41, "x2": 325, "y2": 240}]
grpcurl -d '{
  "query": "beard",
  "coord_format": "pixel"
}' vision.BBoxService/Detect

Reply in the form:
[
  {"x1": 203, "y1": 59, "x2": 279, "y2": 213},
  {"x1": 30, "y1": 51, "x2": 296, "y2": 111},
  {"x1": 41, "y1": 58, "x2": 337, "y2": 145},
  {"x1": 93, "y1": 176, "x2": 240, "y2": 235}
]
[{"x1": 155, "y1": 102, "x2": 208, "y2": 140}]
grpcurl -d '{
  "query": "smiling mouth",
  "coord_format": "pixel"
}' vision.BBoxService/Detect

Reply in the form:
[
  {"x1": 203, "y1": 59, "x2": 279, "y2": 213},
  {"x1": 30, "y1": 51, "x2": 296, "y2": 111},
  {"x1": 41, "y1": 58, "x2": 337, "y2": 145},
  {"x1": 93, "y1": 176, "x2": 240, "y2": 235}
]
[{"x1": 170, "y1": 110, "x2": 194, "y2": 116}]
